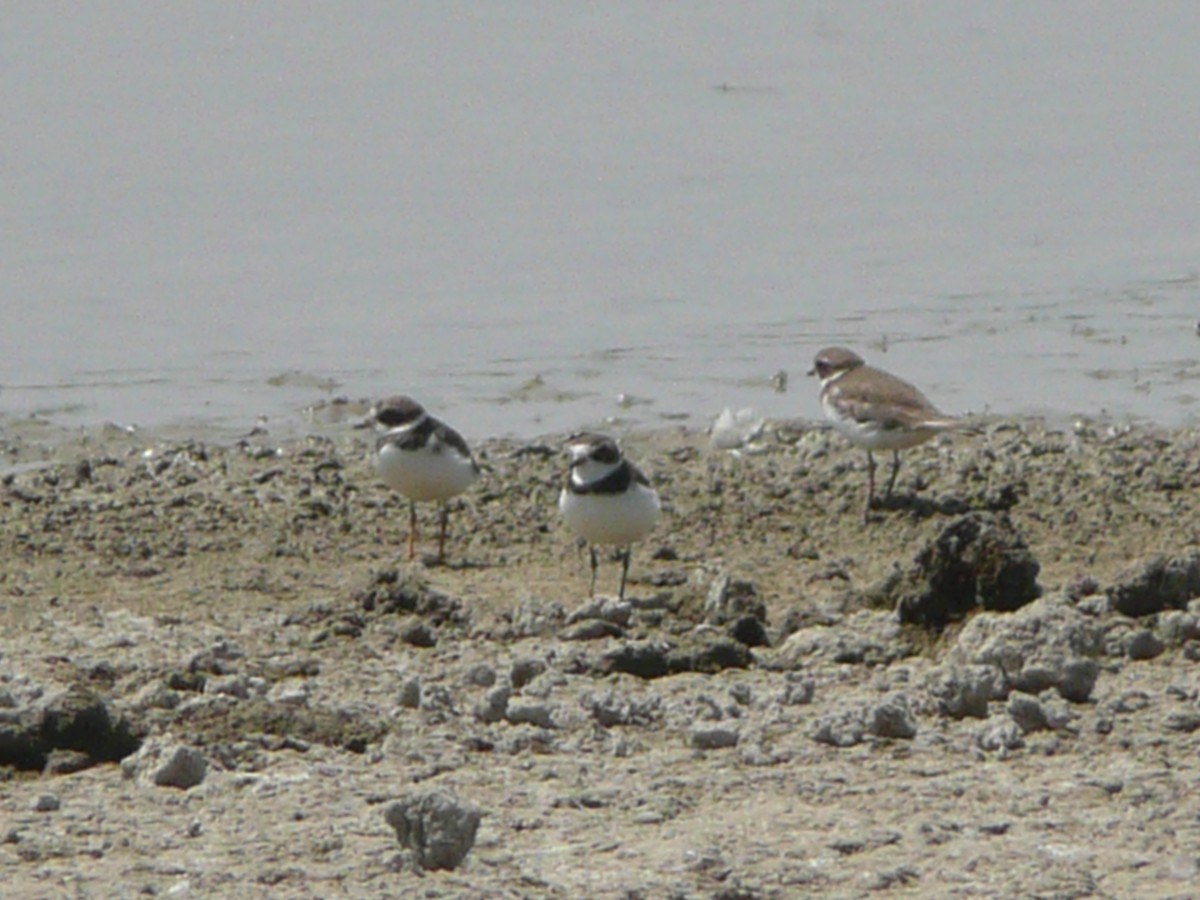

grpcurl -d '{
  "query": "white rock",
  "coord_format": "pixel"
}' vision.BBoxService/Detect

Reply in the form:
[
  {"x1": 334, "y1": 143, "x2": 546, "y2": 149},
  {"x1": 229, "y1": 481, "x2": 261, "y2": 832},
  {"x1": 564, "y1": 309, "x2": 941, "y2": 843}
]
[{"x1": 121, "y1": 737, "x2": 208, "y2": 790}]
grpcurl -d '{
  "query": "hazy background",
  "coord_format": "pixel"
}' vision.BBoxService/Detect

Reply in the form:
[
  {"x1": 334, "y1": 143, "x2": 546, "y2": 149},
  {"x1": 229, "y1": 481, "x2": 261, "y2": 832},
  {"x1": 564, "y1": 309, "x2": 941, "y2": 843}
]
[{"x1": 3, "y1": 2, "x2": 1198, "y2": 441}]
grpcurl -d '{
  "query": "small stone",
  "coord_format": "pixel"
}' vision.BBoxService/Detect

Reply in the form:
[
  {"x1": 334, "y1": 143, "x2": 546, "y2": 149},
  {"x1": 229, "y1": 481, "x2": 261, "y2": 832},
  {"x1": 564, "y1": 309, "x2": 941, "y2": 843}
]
[
  {"x1": 705, "y1": 574, "x2": 767, "y2": 625},
  {"x1": 780, "y1": 676, "x2": 815, "y2": 706},
  {"x1": 121, "y1": 738, "x2": 208, "y2": 790},
  {"x1": 399, "y1": 620, "x2": 437, "y2": 648},
  {"x1": 205, "y1": 674, "x2": 251, "y2": 699},
  {"x1": 1008, "y1": 694, "x2": 1048, "y2": 733},
  {"x1": 505, "y1": 702, "x2": 554, "y2": 728},
  {"x1": 510, "y1": 658, "x2": 547, "y2": 690},
  {"x1": 42, "y1": 749, "x2": 93, "y2": 776},
  {"x1": 398, "y1": 678, "x2": 421, "y2": 709},
  {"x1": 1107, "y1": 553, "x2": 1200, "y2": 617},
  {"x1": 1057, "y1": 659, "x2": 1100, "y2": 703},
  {"x1": 977, "y1": 720, "x2": 1025, "y2": 753},
  {"x1": 1162, "y1": 711, "x2": 1200, "y2": 733},
  {"x1": 559, "y1": 620, "x2": 623, "y2": 641},
  {"x1": 32, "y1": 794, "x2": 60, "y2": 812},
  {"x1": 384, "y1": 790, "x2": 481, "y2": 871},
  {"x1": 812, "y1": 710, "x2": 866, "y2": 747},
  {"x1": 462, "y1": 664, "x2": 497, "y2": 688},
  {"x1": 1075, "y1": 594, "x2": 1112, "y2": 617},
  {"x1": 587, "y1": 691, "x2": 661, "y2": 728},
  {"x1": 689, "y1": 725, "x2": 740, "y2": 750},
  {"x1": 565, "y1": 597, "x2": 632, "y2": 627},
  {"x1": 867, "y1": 694, "x2": 917, "y2": 739},
  {"x1": 728, "y1": 615, "x2": 770, "y2": 647},
  {"x1": 1126, "y1": 629, "x2": 1165, "y2": 661},
  {"x1": 1159, "y1": 612, "x2": 1200, "y2": 645},
  {"x1": 596, "y1": 642, "x2": 671, "y2": 680},
  {"x1": 473, "y1": 683, "x2": 511, "y2": 724},
  {"x1": 927, "y1": 665, "x2": 1004, "y2": 719}
]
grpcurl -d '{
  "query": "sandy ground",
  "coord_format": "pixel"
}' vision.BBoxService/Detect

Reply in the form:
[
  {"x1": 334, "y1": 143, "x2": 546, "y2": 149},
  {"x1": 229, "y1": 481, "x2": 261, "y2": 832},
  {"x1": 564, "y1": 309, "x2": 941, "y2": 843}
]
[{"x1": 2, "y1": 414, "x2": 1200, "y2": 898}]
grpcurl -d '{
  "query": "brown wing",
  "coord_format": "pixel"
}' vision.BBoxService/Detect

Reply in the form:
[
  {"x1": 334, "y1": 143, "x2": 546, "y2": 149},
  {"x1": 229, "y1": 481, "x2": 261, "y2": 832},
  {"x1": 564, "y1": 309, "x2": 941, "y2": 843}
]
[{"x1": 834, "y1": 367, "x2": 952, "y2": 430}]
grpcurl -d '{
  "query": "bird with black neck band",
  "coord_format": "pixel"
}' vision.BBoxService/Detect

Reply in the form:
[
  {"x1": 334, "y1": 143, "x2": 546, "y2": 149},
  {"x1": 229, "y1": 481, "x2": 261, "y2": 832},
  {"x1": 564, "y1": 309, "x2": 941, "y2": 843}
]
[
  {"x1": 558, "y1": 432, "x2": 660, "y2": 600},
  {"x1": 372, "y1": 395, "x2": 479, "y2": 564}
]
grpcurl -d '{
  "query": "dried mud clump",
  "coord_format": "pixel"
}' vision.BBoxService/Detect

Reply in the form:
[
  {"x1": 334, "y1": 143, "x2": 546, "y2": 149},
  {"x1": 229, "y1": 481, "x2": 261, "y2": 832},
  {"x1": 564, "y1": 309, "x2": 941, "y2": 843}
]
[{"x1": 887, "y1": 512, "x2": 1042, "y2": 627}]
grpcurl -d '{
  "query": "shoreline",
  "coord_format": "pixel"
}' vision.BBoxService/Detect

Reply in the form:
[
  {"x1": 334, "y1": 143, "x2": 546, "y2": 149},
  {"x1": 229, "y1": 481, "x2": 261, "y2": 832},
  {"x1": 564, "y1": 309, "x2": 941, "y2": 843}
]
[{"x1": 2, "y1": 415, "x2": 1199, "y2": 896}]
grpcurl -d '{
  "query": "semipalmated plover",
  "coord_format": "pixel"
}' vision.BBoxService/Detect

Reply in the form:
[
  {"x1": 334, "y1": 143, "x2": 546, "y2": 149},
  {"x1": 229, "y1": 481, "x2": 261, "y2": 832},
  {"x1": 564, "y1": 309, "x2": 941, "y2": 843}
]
[
  {"x1": 372, "y1": 395, "x2": 480, "y2": 563},
  {"x1": 808, "y1": 347, "x2": 962, "y2": 522},
  {"x1": 559, "y1": 433, "x2": 661, "y2": 600}
]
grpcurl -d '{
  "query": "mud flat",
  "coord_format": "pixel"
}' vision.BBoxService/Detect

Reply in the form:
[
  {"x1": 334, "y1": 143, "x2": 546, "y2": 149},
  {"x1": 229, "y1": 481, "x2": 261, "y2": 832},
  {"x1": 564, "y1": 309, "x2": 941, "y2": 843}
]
[{"x1": 2, "y1": 416, "x2": 1200, "y2": 898}]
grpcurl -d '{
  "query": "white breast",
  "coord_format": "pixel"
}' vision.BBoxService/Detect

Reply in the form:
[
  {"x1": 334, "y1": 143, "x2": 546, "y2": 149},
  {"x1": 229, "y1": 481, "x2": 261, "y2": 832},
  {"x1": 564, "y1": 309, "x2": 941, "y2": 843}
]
[
  {"x1": 559, "y1": 482, "x2": 661, "y2": 546},
  {"x1": 377, "y1": 440, "x2": 477, "y2": 502}
]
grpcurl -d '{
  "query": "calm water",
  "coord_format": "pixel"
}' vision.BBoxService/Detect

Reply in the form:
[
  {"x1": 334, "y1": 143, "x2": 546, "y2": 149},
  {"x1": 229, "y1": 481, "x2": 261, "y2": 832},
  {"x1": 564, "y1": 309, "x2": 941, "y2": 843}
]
[{"x1": 3, "y1": 3, "x2": 1199, "y2": 443}]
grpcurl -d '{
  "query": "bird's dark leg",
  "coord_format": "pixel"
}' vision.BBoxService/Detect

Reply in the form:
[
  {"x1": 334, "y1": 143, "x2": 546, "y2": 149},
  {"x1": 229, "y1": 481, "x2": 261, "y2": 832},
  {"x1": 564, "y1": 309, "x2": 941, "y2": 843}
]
[
  {"x1": 618, "y1": 546, "x2": 632, "y2": 601},
  {"x1": 885, "y1": 450, "x2": 901, "y2": 499},
  {"x1": 407, "y1": 500, "x2": 418, "y2": 561},
  {"x1": 588, "y1": 546, "x2": 599, "y2": 597},
  {"x1": 436, "y1": 502, "x2": 449, "y2": 565},
  {"x1": 863, "y1": 451, "x2": 877, "y2": 523}
]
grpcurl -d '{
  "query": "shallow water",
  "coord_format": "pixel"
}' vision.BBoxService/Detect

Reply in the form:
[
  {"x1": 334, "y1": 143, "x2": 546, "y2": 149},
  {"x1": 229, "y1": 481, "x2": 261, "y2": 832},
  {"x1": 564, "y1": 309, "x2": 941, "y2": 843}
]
[{"x1": 3, "y1": 3, "x2": 1199, "y2": 443}]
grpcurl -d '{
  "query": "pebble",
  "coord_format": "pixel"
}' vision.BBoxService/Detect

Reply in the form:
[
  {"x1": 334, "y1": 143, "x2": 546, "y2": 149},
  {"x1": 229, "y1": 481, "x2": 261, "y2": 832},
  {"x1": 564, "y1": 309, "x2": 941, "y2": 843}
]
[
  {"x1": 689, "y1": 725, "x2": 740, "y2": 750},
  {"x1": 384, "y1": 789, "x2": 481, "y2": 871}
]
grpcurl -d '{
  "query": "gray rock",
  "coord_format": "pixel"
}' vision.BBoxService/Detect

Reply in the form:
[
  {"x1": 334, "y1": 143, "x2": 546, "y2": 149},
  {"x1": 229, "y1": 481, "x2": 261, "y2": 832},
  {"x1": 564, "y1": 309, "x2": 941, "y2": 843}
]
[
  {"x1": 503, "y1": 600, "x2": 566, "y2": 639},
  {"x1": 812, "y1": 710, "x2": 866, "y2": 747},
  {"x1": 926, "y1": 664, "x2": 1005, "y2": 719},
  {"x1": 32, "y1": 794, "x2": 60, "y2": 812},
  {"x1": 689, "y1": 725, "x2": 740, "y2": 750},
  {"x1": 398, "y1": 678, "x2": 421, "y2": 709},
  {"x1": 1007, "y1": 694, "x2": 1048, "y2": 733},
  {"x1": 1076, "y1": 594, "x2": 1112, "y2": 617},
  {"x1": 772, "y1": 611, "x2": 911, "y2": 667},
  {"x1": 1158, "y1": 611, "x2": 1200, "y2": 645},
  {"x1": 595, "y1": 641, "x2": 671, "y2": 679},
  {"x1": 357, "y1": 570, "x2": 464, "y2": 625},
  {"x1": 23, "y1": 687, "x2": 143, "y2": 771},
  {"x1": 399, "y1": 620, "x2": 437, "y2": 648},
  {"x1": 950, "y1": 595, "x2": 1103, "y2": 702},
  {"x1": 42, "y1": 749, "x2": 92, "y2": 776},
  {"x1": 510, "y1": 658, "x2": 547, "y2": 690},
  {"x1": 666, "y1": 636, "x2": 753, "y2": 675},
  {"x1": 1162, "y1": 711, "x2": 1200, "y2": 733},
  {"x1": 473, "y1": 683, "x2": 510, "y2": 724},
  {"x1": 779, "y1": 676, "x2": 815, "y2": 706},
  {"x1": 121, "y1": 737, "x2": 208, "y2": 789},
  {"x1": 505, "y1": 702, "x2": 555, "y2": 728},
  {"x1": 867, "y1": 694, "x2": 918, "y2": 739},
  {"x1": 977, "y1": 719, "x2": 1025, "y2": 753},
  {"x1": 705, "y1": 573, "x2": 767, "y2": 625},
  {"x1": 597, "y1": 636, "x2": 753, "y2": 680},
  {"x1": 586, "y1": 691, "x2": 662, "y2": 728},
  {"x1": 565, "y1": 597, "x2": 632, "y2": 627},
  {"x1": 1126, "y1": 629, "x2": 1165, "y2": 661},
  {"x1": 418, "y1": 684, "x2": 457, "y2": 715},
  {"x1": 462, "y1": 664, "x2": 496, "y2": 688},
  {"x1": 128, "y1": 682, "x2": 182, "y2": 712},
  {"x1": 205, "y1": 674, "x2": 252, "y2": 699},
  {"x1": 559, "y1": 619, "x2": 624, "y2": 641},
  {"x1": 1106, "y1": 553, "x2": 1200, "y2": 617},
  {"x1": 728, "y1": 615, "x2": 771, "y2": 648},
  {"x1": 384, "y1": 790, "x2": 481, "y2": 871},
  {"x1": 885, "y1": 513, "x2": 1042, "y2": 626}
]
